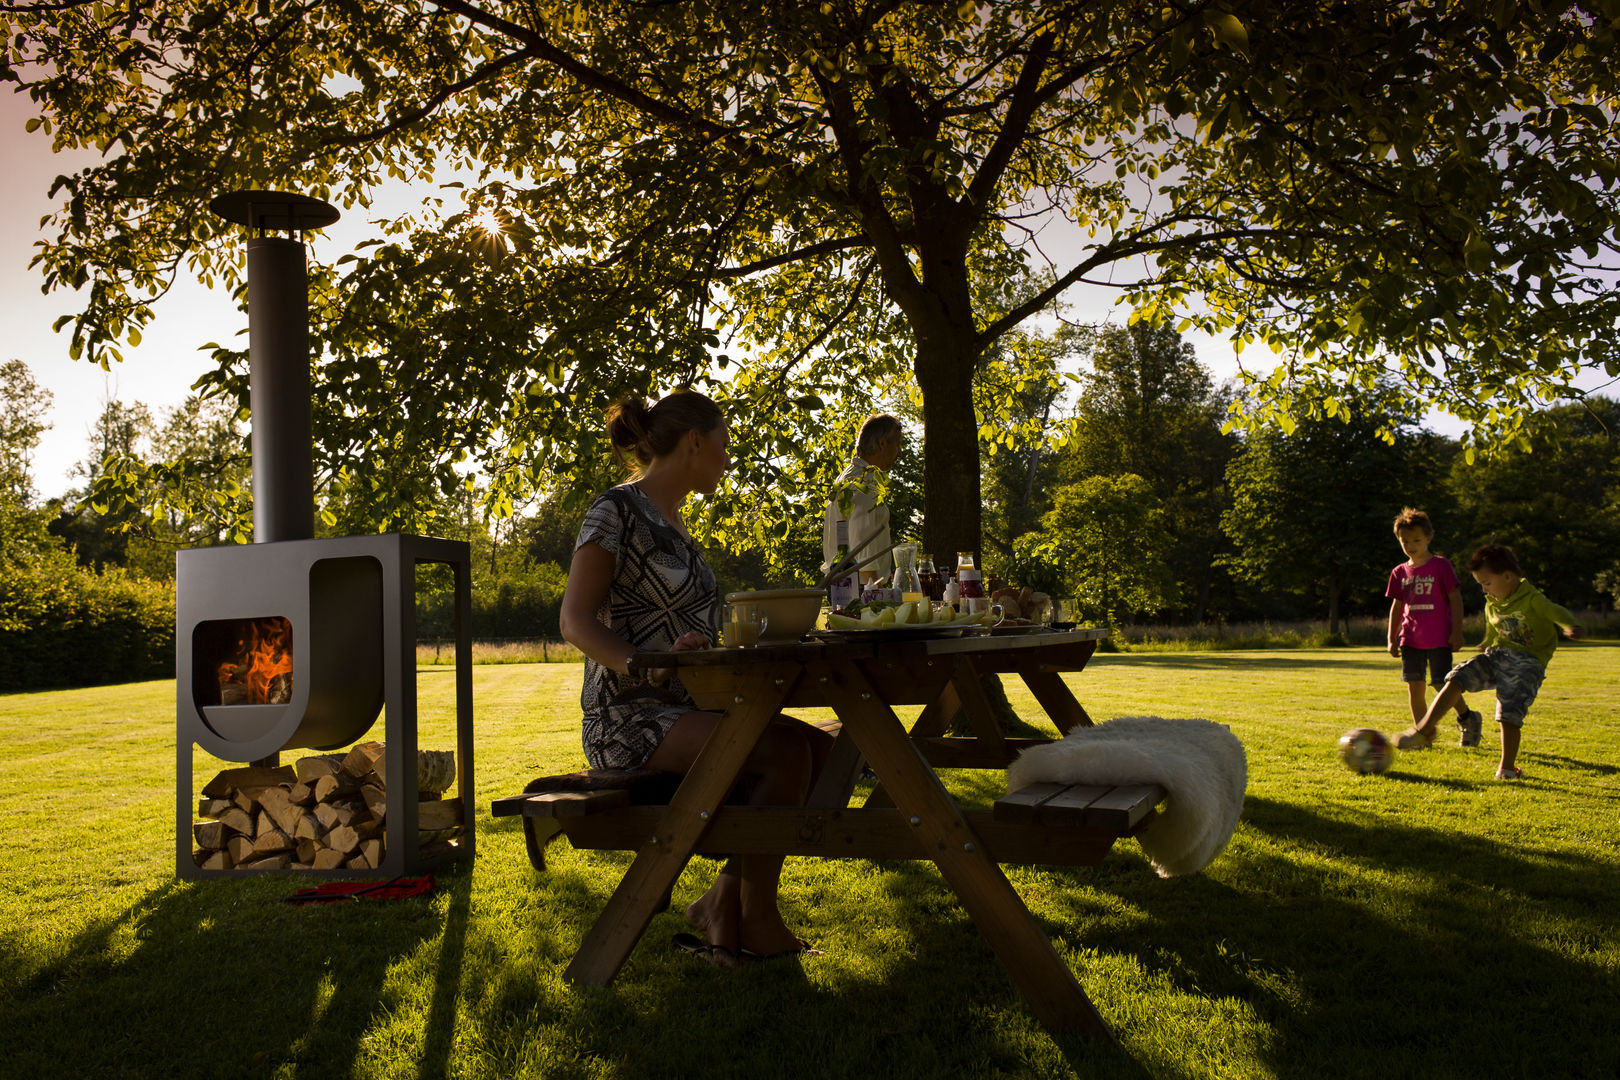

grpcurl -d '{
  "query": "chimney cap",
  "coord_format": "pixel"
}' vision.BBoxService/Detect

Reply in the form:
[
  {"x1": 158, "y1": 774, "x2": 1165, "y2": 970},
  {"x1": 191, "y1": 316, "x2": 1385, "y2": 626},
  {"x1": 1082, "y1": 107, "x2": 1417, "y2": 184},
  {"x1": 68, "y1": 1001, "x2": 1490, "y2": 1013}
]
[{"x1": 210, "y1": 189, "x2": 340, "y2": 233}]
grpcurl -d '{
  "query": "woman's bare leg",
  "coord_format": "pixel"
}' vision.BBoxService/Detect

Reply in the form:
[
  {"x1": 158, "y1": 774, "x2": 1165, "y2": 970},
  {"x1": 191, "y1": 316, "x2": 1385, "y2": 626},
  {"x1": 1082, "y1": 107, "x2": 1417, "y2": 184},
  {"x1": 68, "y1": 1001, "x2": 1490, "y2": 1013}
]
[{"x1": 645, "y1": 711, "x2": 824, "y2": 957}]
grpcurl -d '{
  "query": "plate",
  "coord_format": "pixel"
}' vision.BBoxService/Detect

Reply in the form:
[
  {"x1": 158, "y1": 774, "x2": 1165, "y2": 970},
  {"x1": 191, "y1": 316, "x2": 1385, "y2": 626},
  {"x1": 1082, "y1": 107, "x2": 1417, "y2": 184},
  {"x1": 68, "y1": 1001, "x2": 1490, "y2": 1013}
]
[
  {"x1": 807, "y1": 624, "x2": 985, "y2": 641},
  {"x1": 989, "y1": 623, "x2": 1056, "y2": 636}
]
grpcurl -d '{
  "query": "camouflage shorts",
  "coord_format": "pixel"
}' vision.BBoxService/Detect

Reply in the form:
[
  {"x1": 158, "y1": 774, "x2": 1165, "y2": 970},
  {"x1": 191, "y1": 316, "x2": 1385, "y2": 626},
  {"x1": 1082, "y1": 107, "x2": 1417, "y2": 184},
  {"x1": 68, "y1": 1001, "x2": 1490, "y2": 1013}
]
[{"x1": 1445, "y1": 647, "x2": 1547, "y2": 728}]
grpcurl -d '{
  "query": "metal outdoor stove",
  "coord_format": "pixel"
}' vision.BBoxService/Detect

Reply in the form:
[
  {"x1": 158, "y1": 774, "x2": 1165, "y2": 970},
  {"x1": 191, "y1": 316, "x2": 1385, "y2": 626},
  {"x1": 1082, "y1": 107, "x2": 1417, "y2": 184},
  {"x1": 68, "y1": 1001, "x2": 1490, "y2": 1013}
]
[{"x1": 176, "y1": 191, "x2": 473, "y2": 879}]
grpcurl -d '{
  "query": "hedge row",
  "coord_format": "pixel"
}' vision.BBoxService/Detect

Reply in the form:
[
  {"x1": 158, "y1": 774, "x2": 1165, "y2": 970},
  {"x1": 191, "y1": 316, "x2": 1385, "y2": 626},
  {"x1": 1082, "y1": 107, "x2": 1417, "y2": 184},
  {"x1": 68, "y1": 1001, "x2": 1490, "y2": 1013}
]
[
  {"x1": 415, "y1": 562, "x2": 568, "y2": 640},
  {"x1": 0, "y1": 550, "x2": 176, "y2": 692},
  {"x1": 1, "y1": 552, "x2": 570, "y2": 693}
]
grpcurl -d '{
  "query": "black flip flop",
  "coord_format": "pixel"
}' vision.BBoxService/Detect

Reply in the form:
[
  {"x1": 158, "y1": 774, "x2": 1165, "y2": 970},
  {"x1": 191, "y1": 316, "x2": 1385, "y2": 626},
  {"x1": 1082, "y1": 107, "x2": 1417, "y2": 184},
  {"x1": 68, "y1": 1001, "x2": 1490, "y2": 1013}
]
[
  {"x1": 672, "y1": 932, "x2": 742, "y2": 968},
  {"x1": 739, "y1": 940, "x2": 823, "y2": 962}
]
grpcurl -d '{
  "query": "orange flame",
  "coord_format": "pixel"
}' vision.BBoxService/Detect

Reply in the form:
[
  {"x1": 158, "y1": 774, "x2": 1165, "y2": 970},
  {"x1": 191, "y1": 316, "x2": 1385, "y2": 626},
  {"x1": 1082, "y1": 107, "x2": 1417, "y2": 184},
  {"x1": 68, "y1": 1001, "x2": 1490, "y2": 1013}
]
[{"x1": 217, "y1": 618, "x2": 292, "y2": 705}]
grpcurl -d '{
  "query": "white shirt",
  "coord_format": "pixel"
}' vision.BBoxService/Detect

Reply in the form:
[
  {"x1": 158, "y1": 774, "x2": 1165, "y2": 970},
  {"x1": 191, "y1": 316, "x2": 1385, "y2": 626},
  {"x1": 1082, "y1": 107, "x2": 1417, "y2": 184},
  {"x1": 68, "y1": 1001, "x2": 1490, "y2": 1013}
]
[{"x1": 823, "y1": 455, "x2": 892, "y2": 582}]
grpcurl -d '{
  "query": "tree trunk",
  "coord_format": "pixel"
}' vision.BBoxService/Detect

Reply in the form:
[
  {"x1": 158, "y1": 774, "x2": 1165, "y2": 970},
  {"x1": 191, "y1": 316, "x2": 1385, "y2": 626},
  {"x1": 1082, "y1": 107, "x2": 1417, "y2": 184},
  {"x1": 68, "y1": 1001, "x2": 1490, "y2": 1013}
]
[{"x1": 913, "y1": 322, "x2": 982, "y2": 567}]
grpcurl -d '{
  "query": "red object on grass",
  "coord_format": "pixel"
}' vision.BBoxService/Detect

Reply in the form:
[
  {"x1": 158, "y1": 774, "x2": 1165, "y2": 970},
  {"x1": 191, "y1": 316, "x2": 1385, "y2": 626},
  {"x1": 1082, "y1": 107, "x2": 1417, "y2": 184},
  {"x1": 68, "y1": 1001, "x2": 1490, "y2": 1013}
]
[{"x1": 283, "y1": 874, "x2": 435, "y2": 904}]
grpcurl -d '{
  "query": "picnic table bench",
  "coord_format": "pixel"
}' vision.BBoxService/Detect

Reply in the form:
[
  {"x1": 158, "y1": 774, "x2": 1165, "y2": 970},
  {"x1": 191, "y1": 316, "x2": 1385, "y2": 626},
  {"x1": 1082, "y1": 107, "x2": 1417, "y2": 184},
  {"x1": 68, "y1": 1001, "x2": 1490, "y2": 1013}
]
[{"x1": 493, "y1": 627, "x2": 1163, "y2": 1038}]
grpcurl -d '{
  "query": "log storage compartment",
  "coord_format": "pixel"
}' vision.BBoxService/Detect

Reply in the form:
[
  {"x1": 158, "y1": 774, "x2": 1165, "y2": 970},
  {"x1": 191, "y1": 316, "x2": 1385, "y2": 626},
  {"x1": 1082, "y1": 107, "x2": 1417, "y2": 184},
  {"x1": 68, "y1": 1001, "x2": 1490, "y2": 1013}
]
[{"x1": 192, "y1": 742, "x2": 465, "y2": 872}]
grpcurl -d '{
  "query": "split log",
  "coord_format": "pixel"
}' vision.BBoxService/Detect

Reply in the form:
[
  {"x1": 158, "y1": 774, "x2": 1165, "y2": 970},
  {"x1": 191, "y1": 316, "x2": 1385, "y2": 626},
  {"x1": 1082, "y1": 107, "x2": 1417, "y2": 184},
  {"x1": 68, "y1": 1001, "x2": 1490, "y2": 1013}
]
[
  {"x1": 258, "y1": 788, "x2": 303, "y2": 837},
  {"x1": 313, "y1": 803, "x2": 343, "y2": 831},
  {"x1": 198, "y1": 798, "x2": 234, "y2": 819},
  {"x1": 295, "y1": 753, "x2": 346, "y2": 783},
  {"x1": 361, "y1": 784, "x2": 388, "y2": 822},
  {"x1": 312, "y1": 848, "x2": 346, "y2": 870},
  {"x1": 193, "y1": 820, "x2": 228, "y2": 849},
  {"x1": 237, "y1": 853, "x2": 291, "y2": 871},
  {"x1": 417, "y1": 750, "x2": 456, "y2": 794},
  {"x1": 251, "y1": 826, "x2": 294, "y2": 855},
  {"x1": 417, "y1": 799, "x2": 463, "y2": 832},
  {"x1": 203, "y1": 765, "x2": 296, "y2": 798},
  {"x1": 342, "y1": 741, "x2": 386, "y2": 778},
  {"x1": 293, "y1": 813, "x2": 324, "y2": 842},
  {"x1": 217, "y1": 806, "x2": 254, "y2": 836},
  {"x1": 313, "y1": 772, "x2": 359, "y2": 803},
  {"x1": 326, "y1": 825, "x2": 360, "y2": 855},
  {"x1": 287, "y1": 781, "x2": 314, "y2": 806},
  {"x1": 226, "y1": 835, "x2": 255, "y2": 864},
  {"x1": 196, "y1": 849, "x2": 232, "y2": 871}
]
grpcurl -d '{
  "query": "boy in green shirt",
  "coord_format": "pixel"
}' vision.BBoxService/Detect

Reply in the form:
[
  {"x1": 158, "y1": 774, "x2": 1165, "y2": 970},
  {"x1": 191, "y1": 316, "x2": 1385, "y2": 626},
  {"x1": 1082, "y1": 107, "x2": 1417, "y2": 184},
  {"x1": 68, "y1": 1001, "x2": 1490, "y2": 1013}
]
[{"x1": 1394, "y1": 543, "x2": 1584, "y2": 779}]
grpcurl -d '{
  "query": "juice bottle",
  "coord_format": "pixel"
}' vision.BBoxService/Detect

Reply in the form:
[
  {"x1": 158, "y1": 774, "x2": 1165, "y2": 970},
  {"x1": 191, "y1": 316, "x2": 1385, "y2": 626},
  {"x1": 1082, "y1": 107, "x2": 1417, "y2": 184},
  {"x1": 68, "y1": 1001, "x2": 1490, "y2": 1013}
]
[
  {"x1": 956, "y1": 552, "x2": 986, "y2": 613},
  {"x1": 918, "y1": 553, "x2": 943, "y2": 602}
]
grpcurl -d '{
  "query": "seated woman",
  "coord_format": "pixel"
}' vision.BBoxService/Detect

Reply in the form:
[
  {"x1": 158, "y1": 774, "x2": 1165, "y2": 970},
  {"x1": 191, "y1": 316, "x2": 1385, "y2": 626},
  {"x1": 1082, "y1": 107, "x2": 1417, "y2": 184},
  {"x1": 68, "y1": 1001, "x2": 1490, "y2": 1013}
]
[{"x1": 558, "y1": 389, "x2": 831, "y2": 966}]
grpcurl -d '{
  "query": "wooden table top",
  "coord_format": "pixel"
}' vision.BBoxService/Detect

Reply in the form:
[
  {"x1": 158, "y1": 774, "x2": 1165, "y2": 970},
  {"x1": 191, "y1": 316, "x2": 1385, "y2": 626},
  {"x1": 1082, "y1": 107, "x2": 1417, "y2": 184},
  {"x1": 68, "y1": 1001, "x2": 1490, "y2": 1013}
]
[{"x1": 631, "y1": 626, "x2": 1109, "y2": 669}]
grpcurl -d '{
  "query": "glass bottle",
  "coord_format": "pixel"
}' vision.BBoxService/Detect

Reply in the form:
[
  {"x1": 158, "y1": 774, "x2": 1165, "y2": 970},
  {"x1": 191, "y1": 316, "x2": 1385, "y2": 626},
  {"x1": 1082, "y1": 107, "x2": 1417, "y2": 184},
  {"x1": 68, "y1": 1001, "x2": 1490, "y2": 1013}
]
[
  {"x1": 918, "y1": 552, "x2": 943, "y2": 602},
  {"x1": 828, "y1": 519, "x2": 860, "y2": 613},
  {"x1": 956, "y1": 552, "x2": 986, "y2": 613}
]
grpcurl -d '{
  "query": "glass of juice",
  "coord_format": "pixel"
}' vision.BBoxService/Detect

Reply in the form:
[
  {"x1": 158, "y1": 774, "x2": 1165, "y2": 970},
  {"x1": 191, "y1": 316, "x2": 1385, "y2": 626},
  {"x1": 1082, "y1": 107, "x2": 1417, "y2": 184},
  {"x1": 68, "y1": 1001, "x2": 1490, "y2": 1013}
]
[{"x1": 723, "y1": 603, "x2": 766, "y2": 647}]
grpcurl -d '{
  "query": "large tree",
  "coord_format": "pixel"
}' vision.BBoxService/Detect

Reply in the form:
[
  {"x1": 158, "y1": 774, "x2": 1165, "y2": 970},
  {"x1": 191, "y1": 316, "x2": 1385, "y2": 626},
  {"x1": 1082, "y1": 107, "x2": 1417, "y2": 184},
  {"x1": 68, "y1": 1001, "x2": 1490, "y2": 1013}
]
[{"x1": 6, "y1": 1, "x2": 1618, "y2": 563}]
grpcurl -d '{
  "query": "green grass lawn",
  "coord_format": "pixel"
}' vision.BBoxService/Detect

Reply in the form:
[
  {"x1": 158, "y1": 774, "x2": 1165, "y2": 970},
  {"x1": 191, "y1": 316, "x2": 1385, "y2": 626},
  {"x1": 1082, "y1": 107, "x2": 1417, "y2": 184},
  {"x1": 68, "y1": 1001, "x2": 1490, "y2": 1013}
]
[{"x1": 2, "y1": 644, "x2": 1616, "y2": 1079}]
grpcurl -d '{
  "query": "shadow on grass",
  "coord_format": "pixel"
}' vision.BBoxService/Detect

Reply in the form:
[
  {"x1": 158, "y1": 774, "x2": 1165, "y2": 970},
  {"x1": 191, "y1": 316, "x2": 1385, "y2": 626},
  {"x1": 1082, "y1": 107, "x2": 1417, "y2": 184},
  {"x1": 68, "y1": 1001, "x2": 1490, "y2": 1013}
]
[
  {"x1": 466, "y1": 834, "x2": 1149, "y2": 1079},
  {"x1": 1028, "y1": 794, "x2": 1620, "y2": 1079},
  {"x1": 4, "y1": 868, "x2": 468, "y2": 1080}
]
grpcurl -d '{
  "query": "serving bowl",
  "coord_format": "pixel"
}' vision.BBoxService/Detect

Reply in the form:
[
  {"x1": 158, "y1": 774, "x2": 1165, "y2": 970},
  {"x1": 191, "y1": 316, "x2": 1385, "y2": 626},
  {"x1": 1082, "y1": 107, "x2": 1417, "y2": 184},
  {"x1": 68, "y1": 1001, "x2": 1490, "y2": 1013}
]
[{"x1": 723, "y1": 589, "x2": 824, "y2": 644}]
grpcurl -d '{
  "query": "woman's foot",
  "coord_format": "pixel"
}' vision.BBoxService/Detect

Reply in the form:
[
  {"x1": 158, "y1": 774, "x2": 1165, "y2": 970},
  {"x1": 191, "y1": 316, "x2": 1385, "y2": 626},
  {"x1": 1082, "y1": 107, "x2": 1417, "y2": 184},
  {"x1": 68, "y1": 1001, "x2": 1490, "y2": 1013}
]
[
  {"x1": 685, "y1": 879, "x2": 740, "y2": 957},
  {"x1": 736, "y1": 910, "x2": 805, "y2": 959},
  {"x1": 1495, "y1": 764, "x2": 1524, "y2": 780}
]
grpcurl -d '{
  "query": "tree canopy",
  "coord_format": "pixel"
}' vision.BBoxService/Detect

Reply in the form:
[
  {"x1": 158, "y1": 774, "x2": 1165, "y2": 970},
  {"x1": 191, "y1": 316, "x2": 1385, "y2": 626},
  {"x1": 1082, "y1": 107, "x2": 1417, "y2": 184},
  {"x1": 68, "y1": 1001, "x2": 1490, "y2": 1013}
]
[{"x1": 5, "y1": 0, "x2": 1618, "y2": 566}]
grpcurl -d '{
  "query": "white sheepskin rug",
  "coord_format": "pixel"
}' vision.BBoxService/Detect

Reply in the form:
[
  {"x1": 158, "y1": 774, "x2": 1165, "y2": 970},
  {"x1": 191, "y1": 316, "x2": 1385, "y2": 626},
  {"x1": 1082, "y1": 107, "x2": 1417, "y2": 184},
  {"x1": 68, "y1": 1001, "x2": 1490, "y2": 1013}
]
[{"x1": 1006, "y1": 716, "x2": 1247, "y2": 878}]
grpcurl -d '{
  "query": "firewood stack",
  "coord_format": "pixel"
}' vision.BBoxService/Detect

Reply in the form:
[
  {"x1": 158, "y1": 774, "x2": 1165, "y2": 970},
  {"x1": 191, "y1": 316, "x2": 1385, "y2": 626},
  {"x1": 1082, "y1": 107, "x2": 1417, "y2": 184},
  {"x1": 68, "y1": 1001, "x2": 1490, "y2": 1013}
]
[{"x1": 191, "y1": 741, "x2": 462, "y2": 871}]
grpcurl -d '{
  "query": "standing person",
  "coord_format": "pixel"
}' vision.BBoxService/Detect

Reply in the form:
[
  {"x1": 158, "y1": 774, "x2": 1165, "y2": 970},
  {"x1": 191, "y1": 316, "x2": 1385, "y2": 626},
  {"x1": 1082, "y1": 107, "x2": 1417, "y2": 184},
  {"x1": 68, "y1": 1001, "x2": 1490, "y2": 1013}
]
[
  {"x1": 559, "y1": 389, "x2": 832, "y2": 965},
  {"x1": 1385, "y1": 508, "x2": 1481, "y2": 746},
  {"x1": 823, "y1": 413, "x2": 904, "y2": 586},
  {"x1": 1394, "y1": 543, "x2": 1585, "y2": 779}
]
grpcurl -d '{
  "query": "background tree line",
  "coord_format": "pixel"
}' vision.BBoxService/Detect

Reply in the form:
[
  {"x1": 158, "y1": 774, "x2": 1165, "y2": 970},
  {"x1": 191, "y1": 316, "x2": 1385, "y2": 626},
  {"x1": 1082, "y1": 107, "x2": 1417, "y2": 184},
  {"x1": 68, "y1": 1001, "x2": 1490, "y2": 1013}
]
[{"x1": 7, "y1": 317, "x2": 1617, "y2": 690}]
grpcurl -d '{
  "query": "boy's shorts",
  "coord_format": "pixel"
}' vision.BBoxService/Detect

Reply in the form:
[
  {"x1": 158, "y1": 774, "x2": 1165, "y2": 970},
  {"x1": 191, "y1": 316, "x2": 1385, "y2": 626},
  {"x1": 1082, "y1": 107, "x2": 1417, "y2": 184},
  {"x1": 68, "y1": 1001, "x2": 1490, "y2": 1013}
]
[
  {"x1": 1400, "y1": 645, "x2": 1453, "y2": 688},
  {"x1": 1444, "y1": 647, "x2": 1546, "y2": 728}
]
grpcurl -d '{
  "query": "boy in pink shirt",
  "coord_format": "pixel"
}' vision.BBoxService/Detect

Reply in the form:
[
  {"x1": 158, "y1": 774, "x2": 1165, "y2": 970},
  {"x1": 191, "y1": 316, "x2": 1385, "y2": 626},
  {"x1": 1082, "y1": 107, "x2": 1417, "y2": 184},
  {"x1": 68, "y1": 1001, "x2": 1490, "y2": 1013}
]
[{"x1": 1386, "y1": 508, "x2": 1481, "y2": 746}]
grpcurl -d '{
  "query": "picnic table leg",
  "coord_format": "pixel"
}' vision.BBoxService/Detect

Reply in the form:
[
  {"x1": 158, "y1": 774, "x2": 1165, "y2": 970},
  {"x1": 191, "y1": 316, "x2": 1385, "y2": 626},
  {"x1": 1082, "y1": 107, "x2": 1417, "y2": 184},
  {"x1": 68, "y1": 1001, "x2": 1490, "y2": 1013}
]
[
  {"x1": 816, "y1": 659, "x2": 1115, "y2": 1038},
  {"x1": 862, "y1": 678, "x2": 962, "y2": 809},
  {"x1": 1020, "y1": 671, "x2": 1094, "y2": 733},
  {"x1": 563, "y1": 662, "x2": 799, "y2": 985}
]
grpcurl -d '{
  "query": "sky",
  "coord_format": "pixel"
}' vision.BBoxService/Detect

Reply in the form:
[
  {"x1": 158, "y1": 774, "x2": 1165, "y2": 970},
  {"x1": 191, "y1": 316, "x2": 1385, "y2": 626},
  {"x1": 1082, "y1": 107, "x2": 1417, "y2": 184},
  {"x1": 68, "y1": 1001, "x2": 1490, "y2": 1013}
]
[{"x1": 2, "y1": 88, "x2": 438, "y2": 500}]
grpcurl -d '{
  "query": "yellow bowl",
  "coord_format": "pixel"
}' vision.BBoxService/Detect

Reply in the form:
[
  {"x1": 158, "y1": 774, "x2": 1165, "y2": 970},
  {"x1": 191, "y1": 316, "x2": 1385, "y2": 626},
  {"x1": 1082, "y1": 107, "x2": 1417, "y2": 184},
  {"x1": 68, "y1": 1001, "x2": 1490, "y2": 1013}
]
[{"x1": 723, "y1": 589, "x2": 823, "y2": 644}]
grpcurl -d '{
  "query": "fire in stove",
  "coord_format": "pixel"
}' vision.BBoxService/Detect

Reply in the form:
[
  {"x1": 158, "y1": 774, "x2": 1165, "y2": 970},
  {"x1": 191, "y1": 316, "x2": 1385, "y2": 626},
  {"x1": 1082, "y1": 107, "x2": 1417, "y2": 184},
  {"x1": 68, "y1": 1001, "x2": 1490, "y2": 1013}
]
[{"x1": 213, "y1": 617, "x2": 293, "y2": 706}]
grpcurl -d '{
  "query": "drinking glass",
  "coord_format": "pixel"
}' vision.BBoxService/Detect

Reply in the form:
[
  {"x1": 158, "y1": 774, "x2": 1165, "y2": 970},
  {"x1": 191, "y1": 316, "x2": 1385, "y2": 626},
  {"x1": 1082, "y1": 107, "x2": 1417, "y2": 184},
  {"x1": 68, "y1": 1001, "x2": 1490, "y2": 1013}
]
[
  {"x1": 1054, "y1": 598, "x2": 1080, "y2": 628},
  {"x1": 723, "y1": 603, "x2": 767, "y2": 648}
]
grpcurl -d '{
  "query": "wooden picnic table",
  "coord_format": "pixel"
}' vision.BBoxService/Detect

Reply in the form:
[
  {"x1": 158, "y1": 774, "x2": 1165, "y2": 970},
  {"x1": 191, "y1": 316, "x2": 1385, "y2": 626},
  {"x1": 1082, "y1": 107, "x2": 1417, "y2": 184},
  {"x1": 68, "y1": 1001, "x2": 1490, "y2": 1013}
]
[{"x1": 500, "y1": 626, "x2": 1157, "y2": 1038}]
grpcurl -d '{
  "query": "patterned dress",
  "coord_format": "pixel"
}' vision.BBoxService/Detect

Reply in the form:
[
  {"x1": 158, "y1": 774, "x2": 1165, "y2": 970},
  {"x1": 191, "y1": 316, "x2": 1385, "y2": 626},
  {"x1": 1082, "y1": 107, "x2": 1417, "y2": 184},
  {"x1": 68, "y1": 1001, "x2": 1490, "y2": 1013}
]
[{"x1": 575, "y1": 484, "x2": 721, "y2": 769}]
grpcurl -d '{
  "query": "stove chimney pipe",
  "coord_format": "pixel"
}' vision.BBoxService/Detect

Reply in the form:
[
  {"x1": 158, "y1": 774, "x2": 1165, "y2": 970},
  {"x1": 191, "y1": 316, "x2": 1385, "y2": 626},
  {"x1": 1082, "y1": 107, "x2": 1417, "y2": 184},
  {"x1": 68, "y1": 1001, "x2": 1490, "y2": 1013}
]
[
  {"x1": 209, "y1": 190, "x2": 340, "y2": 543},
  {"x1": 247, "y1": 236, "x2": 314, "y2": 542}
]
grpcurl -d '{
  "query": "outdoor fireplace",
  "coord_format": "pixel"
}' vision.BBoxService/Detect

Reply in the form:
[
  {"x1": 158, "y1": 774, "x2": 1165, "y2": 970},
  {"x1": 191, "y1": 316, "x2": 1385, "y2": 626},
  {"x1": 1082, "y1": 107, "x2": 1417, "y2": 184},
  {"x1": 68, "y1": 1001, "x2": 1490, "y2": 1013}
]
[{"x1": 176, "y1": 190, "x2": 474, "y2": 880}]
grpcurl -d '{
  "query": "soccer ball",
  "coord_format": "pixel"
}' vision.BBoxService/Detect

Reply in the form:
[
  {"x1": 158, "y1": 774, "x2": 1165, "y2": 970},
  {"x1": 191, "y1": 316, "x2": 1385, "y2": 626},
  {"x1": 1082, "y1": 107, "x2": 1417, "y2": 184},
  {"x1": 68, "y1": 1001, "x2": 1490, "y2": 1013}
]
[{"x1": 1339, "y1": 728, "x2": 1395, "y2": 775}]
